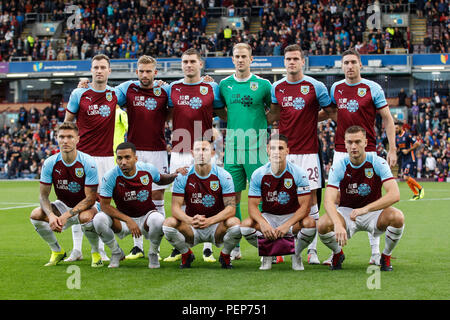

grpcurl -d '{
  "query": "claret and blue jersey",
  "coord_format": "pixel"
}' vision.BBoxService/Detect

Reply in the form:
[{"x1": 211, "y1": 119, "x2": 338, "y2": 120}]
[
  {"x1": 99, "y1": 162, "x2": 161, "y2": 218},
  {"x1": 327, "y1": 152, "x2": 394, "y2": 209},
  {"x1": 248, "y1": 162, "x2": 311, "y2": 215},
  {"x1": 40, "y1": 151, "x2": 99, "y2": 208},
  {"x1": 172, "y1": 164, "x2": 235, "y2": 218}
]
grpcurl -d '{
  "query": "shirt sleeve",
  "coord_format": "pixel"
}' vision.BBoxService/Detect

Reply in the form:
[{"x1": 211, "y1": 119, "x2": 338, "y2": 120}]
[
  {"x1": 66, "y1": 88, "x2": 84, "y2": 114},
  {"x1": 271, "y1": 83, "x2": 278, "y2": 104},
  {"x1": 40, "y1": 156, "x2": 55, "y2": 185},
  {"x1": 327, "y1": 160, "x2": 345, "y2": 188},
  {"x1": 172, "y1": 173, "x2": 188, "y2": 196},
  {"x1": 146, "y1": 163, "x2": 161, "y2": 184},
  {"x1": 314, "y1": 80, "x2": 332, "y2": 108},
  {"x1": 84, "y1": 155, "x2": 99, "y2": 186},
  {"x1": 370, "y1": 82, "x2": 388, "y2": 109},
  {"x1": 263, "y1": 80, "x2": 272, "y2": 108},
  {"x1": 99, "y1": 168, "x2": 117, "y2": 198},
  {"x1": 115, "y1": 81, "x2": 133, "y2": 107},
  {"x1": 329, "y1": 83, "x2": 337, "y2": 105},
  {"x1": 374, "y1": 156, "x2": 394, "y2": 182},
  {"x1": 218, "y1": 168, "x2": 235, "y2": 196},
  {"x1": 248, "y1": 168, "x2": 263, "y2": 198},
  {"x1": 167, "y1": 83, "x2": 174, "y2": 107},
  {"x1": 292, "y1": 164, "x2": 311, "y2": 195},
  {"x1": 211, "y1": 82, "x2": 225, "y2": 109}
]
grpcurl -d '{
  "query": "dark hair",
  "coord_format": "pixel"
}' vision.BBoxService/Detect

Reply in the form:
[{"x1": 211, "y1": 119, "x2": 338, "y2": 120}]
[
  {"x1": 342, "y1": 48, "x2": 361, "y2": 61},
  {"x1": 345, "y1": 125, "x2": 366, "y2": 136},
  {"x1": 268, "y1": 133, "x2": 289, "y2": 145},
  {"x1": 116, "y1": 142, "x2": 136, "y2": 154},
  {"x1": 92, "y1": 54, "x2": 111, "y2": 67},
  {"x1": 57, "y1": 122, "x2": 79, "y2": 134},
  {"x1": 181, "y1": 48, "x2": 202, "y2": 61},
  {"x1": 284, "y1": 44, "x2": 304, "y2": 59}
]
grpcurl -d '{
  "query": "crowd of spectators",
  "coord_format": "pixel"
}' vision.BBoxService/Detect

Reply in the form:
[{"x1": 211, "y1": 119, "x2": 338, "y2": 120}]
[
  {"x1": 0, "y1": 103, "x2": 63, "y2": 179},
  {"x1": 0, "y1": 0, "x2": 448, "y2": 61}
]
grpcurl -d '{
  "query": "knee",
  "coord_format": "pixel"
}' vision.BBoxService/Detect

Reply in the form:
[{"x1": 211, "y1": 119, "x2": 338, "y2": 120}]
[
  {"x1": 93, "y1": 211, "x2": 109, "y2": 229},
  {"x1": 391, "y1": 209, "x2": 405, "y2": 228},
  {"x1": 163, "y1": 216, "x2": 178, "y2": 228},
  {"x1": 317, "y1": 215, "x2": 332, "y2": 234},
  {"x1": 147, "y1": 211, "x2": 165, "y2": 227},
  {"x1": 226, "y1": 217, "x2": 240, "y2": 227},
  {"x1": 302, "y1": 216, "x2": 316, "y2": 229},
  {"x1": 30, "y1": 207, "x2": 44, "y2": 221}
]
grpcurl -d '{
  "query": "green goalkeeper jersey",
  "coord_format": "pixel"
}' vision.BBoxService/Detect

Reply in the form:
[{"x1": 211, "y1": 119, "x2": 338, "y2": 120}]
[{"x1": 219, "y1": 74, "x2": 272, "y2": 150}]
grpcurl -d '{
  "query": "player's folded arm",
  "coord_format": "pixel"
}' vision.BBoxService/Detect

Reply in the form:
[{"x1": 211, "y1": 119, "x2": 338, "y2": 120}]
[
  {"x1": 171, "y1": 194, "x2": 192, "y2": 224},
  {"x1": 39, "y1": 182, "x2": 54, "y2": 217}
]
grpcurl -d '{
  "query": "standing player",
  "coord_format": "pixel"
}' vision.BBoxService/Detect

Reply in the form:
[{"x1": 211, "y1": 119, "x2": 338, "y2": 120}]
[
  {"x1": 219, "y1": 43, "x2": 272, "y2": 260},
  {"x1": 114, "y1": 56, "x2": 171, "y2": 260},
  {"x1": 162, "y1": 138, "x2": 241, "y2": 269},
  {"x1": 93, "y1": 142, "x2": 186, "y2": 268},
  {"x1": 395, "y1": 122, "x2": 424, "y2": 200},
  {"x1": 64, "y1": 54, "x2": 118, "y2": 262},
  {"x1": 113, "y1": 105, "x2": 128, "y2": 159},
  {"x1": 323, "y1": 48, "x2": 398, "y2": 265},
  {"x1": 164, "y1": 48, "x2": 225, "y2": 263},
  {"x1": 318, "y1": 126, "x2": 404, "y2": 271},
  {"x1": 30, "y1": 122, "x2": 103, "y2": 267},
  {"x1": 269, "y1": 44, "x2": 335, "y2": 265},
  {"x1": 240, "y1": 134, "x2": 315, "y2": 270}
]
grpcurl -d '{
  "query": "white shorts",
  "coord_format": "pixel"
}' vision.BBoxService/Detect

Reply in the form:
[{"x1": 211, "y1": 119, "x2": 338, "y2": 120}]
[
  {"x1": 336, "y1": 206, "x2": 383, "y2": 239},
  {"x1": 169, "y1": 152, "x2": 194, "y2": 173},
  {"x1": 287, "y1": 153, "x2": 322, "y2": 189},
  {"x1": 189, "y1": 223, "x2": 221, "y2": 247},
  {"x1": 136, "y1": 150, "x2": 169, "y2": 191},
  {"x1": 112, "y1": 210, "x2": 162, "y2": 240},
  {"x1": 332, "y1": 151, "x2": 377, "y2": 166},
  {"x1": 261, "y1": 212, "x2": 295, "y2": 236},
  {"x1": 52, "y1": 200, "x2": 98, "y2": 231},
  {"x1": 92, "y1": 156, "x2": 115, "y2": 181}
]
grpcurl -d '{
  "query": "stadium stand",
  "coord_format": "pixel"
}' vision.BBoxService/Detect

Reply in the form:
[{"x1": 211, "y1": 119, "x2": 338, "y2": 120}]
[{"x1": 0, "y1": 0, "x2": 448, "y2": 180}]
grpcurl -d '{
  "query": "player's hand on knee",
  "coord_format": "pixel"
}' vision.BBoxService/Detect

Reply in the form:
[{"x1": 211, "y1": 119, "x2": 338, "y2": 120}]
[
  {"x1": 126, "y1": 219, "x2": 141, "y2": 238},
  {"x1": 334, "y1": 224, "x2": 347, "y2": 247}
]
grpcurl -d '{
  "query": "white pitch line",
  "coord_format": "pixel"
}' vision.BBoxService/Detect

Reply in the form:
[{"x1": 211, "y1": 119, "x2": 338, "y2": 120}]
[
  {"x1": 0, "y1": 202, "x2": 39, "y2": 205},
  {"x1": 0, "y1": 204, "x2": 39, "y2": 210},
  {"x1": 400, "y1": 198, "x2": 450, "y2": 202}
]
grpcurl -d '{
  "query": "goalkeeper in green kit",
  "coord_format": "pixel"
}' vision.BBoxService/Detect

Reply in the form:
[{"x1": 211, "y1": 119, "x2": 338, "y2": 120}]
[{"x1": 218, "y1": 43, "x2": 272, "y2": 260}]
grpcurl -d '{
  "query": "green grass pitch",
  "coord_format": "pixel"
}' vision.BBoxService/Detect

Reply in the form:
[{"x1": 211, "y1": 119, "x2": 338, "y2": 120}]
[{"x1": 0, "y1": 181, "x2": 449, "y2": 300}]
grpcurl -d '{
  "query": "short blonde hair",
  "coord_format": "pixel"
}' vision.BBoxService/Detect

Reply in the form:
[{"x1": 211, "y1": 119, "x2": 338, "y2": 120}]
[
  {"x1": 137, "y1": 55, "x2": 157, "y2": 65},
  {"x1": 233, "y1": 43, "x2": 252, "y2": 56}
]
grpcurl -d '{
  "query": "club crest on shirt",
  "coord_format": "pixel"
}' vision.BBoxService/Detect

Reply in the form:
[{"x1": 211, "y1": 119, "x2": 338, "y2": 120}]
[
  {"x1": 357, "y1": 88, "x2": 367, "y2": 97},
  {"x1": 140, "y1": 174, "x2": 149, "y2": 185},
  {"x1": 106, "y1": 92, "x2": 113, "y2": 102},
  {"x1": 365, "y1": 168, "x2": 374, "y2": 179},
  {"x1": 300, "y1": 85, "x2": 310, "y2": 95},
  {"x1": 210, "y1": 180, "x2": 219, "y2": 191},
  {"x1": 284, "y1": 178, "x2": 293, "y2": 189},
  {"x1": 153, "y1": 87, "x2": 161, "y2": 96},
  {"x1": 200, "y1": 86, "x2": 208, "y2": 95},
  {"x1": 75, "y1": 168, "x2": 84, "y2": 178},
  {"x1": 250, "y1": 82, "x2": 258, "y2": 91}
]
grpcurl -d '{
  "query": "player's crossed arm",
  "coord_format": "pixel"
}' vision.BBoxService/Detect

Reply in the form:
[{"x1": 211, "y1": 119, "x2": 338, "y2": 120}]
[
  {"x1": 194, "y1": 195, "x2": 236, "y2": 229},
  {"x1": 39, "y1": 183, "x2": 62, "y2": 232}
]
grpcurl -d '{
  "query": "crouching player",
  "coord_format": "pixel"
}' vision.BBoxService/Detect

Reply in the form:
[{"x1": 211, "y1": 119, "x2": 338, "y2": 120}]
[
  {"x1": 93, "y1": 142, "x2": 184, "y2": 268},
  {"x1": 162, "y1": 138, "x2": 241, "y2": 269},
  {"x1": 240, "y1": 134, "x2": 315, "y2": 271},
  {"x1": 30, "y1": 122, "x2": 102, "y2": 267},
  {"x1": 319, "y1": 126, "x2": 404, "y2": 271}
]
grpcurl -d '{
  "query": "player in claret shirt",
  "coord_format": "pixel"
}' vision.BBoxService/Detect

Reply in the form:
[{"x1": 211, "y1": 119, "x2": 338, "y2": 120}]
[
  {"x1": 93, "y1": 142, "x2": 186, "y2": 268},
  {"x1": 240, "y1": 134, "x2": 316, "y2": 271},
  {"x1": 319, "y1": 126, "x2": 404, "y2": 271},
  {"x1": 162, "y1": 138, "x2": 241, "y2": 269},
  {"x1": 30, "y1": 122, "x2": 102, "y2": 267},
  {"x1": 165, "y1": 48, "x2": 225, "y2": 263},
  {"x1": 64, "y1": 54, "x2": 117, "y2": 262},
  {"x1": 322, "y1": 48, "x2": 398, "y2": 266},
  {"x1": 269, "y1": 44, "x2": 335, "y2": 265}
]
